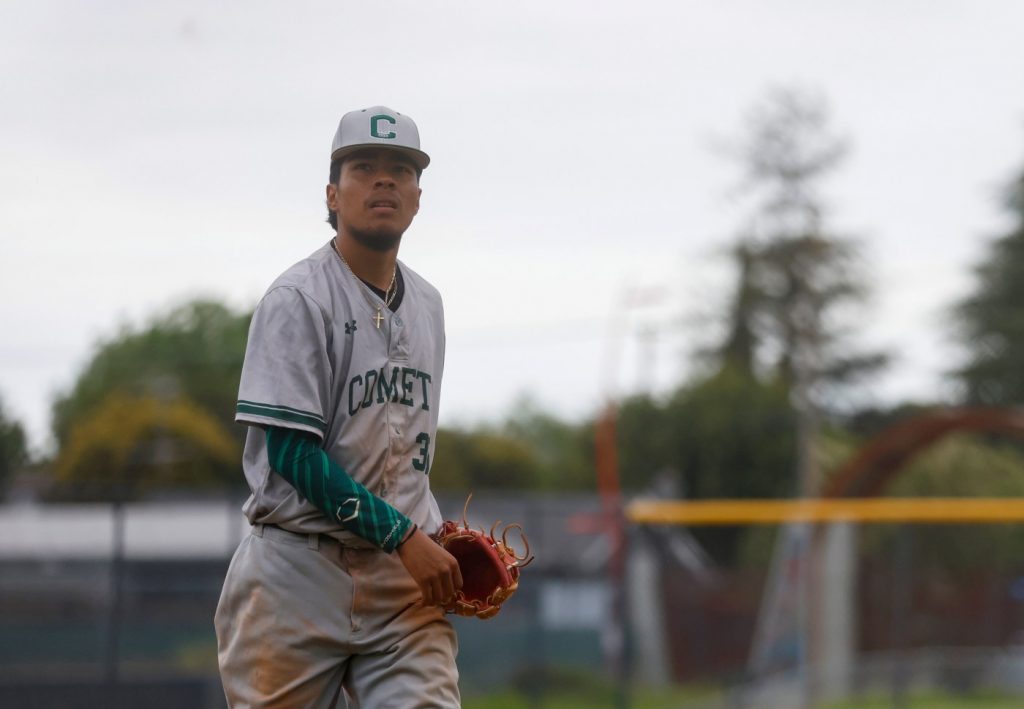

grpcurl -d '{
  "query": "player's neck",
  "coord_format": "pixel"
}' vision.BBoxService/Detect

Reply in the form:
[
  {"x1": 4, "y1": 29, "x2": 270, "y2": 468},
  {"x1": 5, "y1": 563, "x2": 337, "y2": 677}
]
[{"x1": 333, "y1": 234, "x2": 398, "y2": 291}]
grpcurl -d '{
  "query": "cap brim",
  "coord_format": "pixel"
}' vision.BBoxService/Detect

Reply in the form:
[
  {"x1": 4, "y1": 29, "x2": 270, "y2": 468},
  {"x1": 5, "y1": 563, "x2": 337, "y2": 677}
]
[{"x1": 330, "y1": 143, "x2": 430, "y2": 170}]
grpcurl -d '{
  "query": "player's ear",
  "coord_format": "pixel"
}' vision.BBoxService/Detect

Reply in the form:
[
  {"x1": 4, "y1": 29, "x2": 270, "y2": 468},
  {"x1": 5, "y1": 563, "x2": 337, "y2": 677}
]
[
  {"x1": 326, "y1": 183, "x2": 338, "y2": 212},
  {"x1": 413, "y1": 186, "x2": 421, "y2": 216}
]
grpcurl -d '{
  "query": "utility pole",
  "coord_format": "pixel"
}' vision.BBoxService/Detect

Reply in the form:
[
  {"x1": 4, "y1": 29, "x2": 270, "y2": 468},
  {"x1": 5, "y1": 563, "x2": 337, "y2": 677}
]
[
  {"x1": 792, "y1": 312, "x2": 822, "y2": 709},
  {"x1": 596, "y1": 284, "x2": 670, "y2": 709}
]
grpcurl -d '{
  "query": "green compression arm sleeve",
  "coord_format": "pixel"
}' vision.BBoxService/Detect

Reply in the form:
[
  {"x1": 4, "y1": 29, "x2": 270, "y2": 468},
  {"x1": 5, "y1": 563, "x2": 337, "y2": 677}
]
[{"x1": 265, "y1": 426, "x2": 412, "y2": 553}]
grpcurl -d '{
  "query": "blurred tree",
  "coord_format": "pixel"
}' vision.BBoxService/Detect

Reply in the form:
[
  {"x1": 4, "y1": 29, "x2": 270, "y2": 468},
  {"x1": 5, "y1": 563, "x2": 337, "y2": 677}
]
[
  {"x1": 611, "y1": 366, "x2": 798, "y2": 563},
  {"x1": 501, "y1": 399, "x2": 594, "y2": 491},
  {"x1": 862, "y1": 434, "x2": 1024, "y2": 573},
  {"x1": 840, "y1": 401, "x2": 939, "y2": 440},
  {"x1": 433, "y1": 426, "x2": 541, "y2": 491},
  {"x1": 717, "y1": 241, "x2": 761, "y2": 375},
  {"x1": 52, "y1": 392, "x2": 239, "y2": 500},
  {"x1": 51, "y1": 299, "x2": 251, "y2": 450},
  {"x1": 952, "y1": 163, "x2": 1024, "y2": 404},
  {"x1": 668, "y1": 367, "x2": 798, "y2": 501},
  {"x1": 0, "y1": 394, "x2": 29, "y2": 495},
  {"x1": 614, "y1": 393, "x2": 677, "y2": 491},
  {"x1": 714, "y1": 86, "x2": 887, "y2": 399},
  {"x1": 434, "y1": 399, "x2": 594, "y2": 493},
  {"x1": 668, "y1": 366, "x2": 798, "y2": 563},
  {"x1": 45, "y1": 298, "x2": 250, "y2": 498},
  {"x1": 710, "y1": 86, "x2": 887, "y2": 495}
]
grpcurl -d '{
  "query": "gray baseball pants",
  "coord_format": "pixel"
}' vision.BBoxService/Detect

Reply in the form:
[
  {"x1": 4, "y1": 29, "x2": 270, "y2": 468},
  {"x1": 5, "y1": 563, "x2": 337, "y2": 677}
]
[{"x1": 215, "y1": 524, "x2": 460, "y2": 708}]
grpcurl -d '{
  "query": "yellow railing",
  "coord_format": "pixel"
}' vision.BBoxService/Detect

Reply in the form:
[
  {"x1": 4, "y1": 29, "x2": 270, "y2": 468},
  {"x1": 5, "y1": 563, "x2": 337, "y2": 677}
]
[{"x1": 626, "y1": 497, "x2": 1024, "y2": 525}]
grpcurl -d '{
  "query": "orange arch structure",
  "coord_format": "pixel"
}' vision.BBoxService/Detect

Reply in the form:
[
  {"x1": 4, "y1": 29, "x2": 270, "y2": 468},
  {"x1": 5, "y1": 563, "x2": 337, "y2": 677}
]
[{"x1": 821, "y1": 407, "x2": 1024, "y2": 498}]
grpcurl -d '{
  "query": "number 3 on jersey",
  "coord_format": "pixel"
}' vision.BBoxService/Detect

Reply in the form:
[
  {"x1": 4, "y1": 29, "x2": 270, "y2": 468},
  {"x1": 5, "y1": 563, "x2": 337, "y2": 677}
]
[{"x1": 412, "y1": 432, "x2": 431, "y2": 474}]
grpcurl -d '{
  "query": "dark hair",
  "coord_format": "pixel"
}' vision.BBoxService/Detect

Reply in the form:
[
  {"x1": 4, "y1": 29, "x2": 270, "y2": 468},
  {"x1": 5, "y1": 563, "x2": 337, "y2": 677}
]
[
  {"x1": 326, "y1": 158, "x2": 344, "y2": 231},
  {"x1": 325, "y1": 156, "x2": 422, "y2": 231}
]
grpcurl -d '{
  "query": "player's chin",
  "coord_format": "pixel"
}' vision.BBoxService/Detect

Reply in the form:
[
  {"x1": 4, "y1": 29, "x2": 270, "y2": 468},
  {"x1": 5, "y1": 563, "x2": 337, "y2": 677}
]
[{"x1": 349, "y1": 227, "x2": 404, "y2": 252}]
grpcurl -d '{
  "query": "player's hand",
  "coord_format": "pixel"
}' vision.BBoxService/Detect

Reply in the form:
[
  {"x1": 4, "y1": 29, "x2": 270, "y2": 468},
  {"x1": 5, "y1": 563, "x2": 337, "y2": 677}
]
[{"x1": 396, "y1": 527, "x2": 463, "y2": 607}]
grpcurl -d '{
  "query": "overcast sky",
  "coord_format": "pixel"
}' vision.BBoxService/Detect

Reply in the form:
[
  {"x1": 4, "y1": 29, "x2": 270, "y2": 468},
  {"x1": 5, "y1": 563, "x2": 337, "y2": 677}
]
[{"x1": 3, "y1": 1, "x2": 1024, "y2": 452}]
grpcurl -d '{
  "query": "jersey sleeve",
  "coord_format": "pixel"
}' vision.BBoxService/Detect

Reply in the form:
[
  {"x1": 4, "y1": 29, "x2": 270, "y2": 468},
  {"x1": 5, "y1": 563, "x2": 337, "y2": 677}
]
[
  {"x1": 265, "y1": 426, "x2": 413, "y2": 552},
  {"x1": 235, "y1": 286, "x2": 332, "y2": 440}
]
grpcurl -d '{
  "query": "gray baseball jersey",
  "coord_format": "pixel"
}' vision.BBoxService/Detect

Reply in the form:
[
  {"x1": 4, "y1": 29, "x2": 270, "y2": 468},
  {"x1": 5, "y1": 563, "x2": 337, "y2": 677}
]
[{"x1": 235, "y1": 240, "x2": 446, "y2": 542}]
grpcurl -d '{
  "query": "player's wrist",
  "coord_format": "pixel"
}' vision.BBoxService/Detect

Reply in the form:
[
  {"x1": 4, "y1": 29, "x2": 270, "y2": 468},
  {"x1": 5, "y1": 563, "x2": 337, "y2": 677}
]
[{"x1": 396, "y1": 523, "x2": 418, "y2": 549}]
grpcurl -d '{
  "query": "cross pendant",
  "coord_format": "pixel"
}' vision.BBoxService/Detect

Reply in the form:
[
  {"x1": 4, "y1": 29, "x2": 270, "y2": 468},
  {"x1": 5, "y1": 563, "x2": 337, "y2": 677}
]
[{"x1": 373, "y1": 309, "x2": 385, "y2": 329}]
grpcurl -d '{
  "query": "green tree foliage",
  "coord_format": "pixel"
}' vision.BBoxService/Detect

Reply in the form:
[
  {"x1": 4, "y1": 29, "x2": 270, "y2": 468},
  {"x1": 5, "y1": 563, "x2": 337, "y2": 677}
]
[
  {"x1": 705, "y1": 87, "x2": 889, "y2": 499},
  {"x1": 669, "y1": 368, "x2": 798, "y2": 501},
  {"x1": 0, "y1": 394, "x2": 28, "y2": 495},
  {"x1": 614, "y1": 394, "x2": 677, "y2": 491},
  {"x1": 501, "y1": 401, "x2": 594, "y2": 491},
  {"x1": 615, "y1": 366, "x2": 799, "y2": 562},
  {"x1": 714, "y1": 87, "x2": 887, "y2": 402},
  {"x1": 433, "y1": 426, "x2": 541, "y2": 491},
  {"x1": 862, "y1": 434, "x2": 1024, "y2": 573},
  {"x1": 953, "y1": 163, "x2": 1024, "y2": 405},
  {"x1": 49, "y1": 299, "x2": 251, "y2": 498},
  {"x1": 52, "y1": 392, "x2": 238, "y2": 500},
  {"x1": 51, "y1": 299, "x2": 251, "y2": 449},
  {"x1": 433, "y1": 401, "x2": 594, "y2": 492}
]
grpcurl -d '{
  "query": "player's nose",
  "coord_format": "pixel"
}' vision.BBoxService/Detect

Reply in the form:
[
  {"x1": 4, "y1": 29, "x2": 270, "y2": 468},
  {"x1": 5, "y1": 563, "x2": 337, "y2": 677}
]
[{"x1": 373, "y1": 171, "x2": 396, "y2": 187}]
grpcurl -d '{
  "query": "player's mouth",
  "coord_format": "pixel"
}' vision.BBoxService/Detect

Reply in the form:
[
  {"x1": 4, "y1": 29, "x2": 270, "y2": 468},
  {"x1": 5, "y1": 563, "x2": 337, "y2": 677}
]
[{"x1": 368, "y1": 198, "x2": 399, "y2": 212}]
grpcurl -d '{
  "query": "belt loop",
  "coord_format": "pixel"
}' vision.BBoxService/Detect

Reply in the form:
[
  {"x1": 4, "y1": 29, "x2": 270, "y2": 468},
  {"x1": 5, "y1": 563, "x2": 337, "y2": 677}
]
[
  {"x1": 307, "y1": 533, "x2": 320, "y2": 551},
  {"x1": 252, "y1": 523, "x2": 265, "y2": 538}
]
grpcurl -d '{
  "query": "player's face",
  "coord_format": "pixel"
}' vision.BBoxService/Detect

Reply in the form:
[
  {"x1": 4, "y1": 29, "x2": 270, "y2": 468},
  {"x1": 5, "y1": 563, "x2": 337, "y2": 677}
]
[{"x1": 327, "y1": 149, "x2": 421, "y2": 252}]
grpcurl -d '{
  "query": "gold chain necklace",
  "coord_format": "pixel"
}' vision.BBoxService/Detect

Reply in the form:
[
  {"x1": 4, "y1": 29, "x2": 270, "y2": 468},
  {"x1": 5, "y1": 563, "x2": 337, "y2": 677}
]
[{"x1": 331, "y1": 238, "x2": 397, "y2": 329}]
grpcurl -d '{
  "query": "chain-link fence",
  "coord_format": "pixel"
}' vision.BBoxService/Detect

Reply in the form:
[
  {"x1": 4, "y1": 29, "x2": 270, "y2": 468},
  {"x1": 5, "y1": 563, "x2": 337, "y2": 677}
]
[
  {"x1": 0, "y1": 493, "x2": 613, "y2": 707},
  {"x1": 5, "y1": 495, "x2": 1024, "y2": 708}
]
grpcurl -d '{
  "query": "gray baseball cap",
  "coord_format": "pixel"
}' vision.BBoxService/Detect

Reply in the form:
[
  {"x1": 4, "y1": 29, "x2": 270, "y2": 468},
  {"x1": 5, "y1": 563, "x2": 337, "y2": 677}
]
[{"x1": 330, "y1": 106, "x2": 430, "y2": 170}]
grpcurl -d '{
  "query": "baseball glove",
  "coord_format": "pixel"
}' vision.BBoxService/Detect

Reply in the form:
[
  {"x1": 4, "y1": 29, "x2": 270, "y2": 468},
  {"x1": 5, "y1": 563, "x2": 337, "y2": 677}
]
[{"x1": 433, "y1": 495, "x2": 534, "y2": 620}]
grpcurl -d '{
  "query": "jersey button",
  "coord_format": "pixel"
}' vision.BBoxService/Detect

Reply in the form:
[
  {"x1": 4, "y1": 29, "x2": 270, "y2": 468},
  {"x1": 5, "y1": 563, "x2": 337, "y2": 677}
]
[{"x1": 394, "y1": 317, "x2": 403, "y2": 327}]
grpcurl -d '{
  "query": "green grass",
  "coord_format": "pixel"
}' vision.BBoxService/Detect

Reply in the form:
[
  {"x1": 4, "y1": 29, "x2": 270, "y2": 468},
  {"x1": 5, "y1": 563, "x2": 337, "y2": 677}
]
[
  {"x1": 460, "y1": 665, "x2": 1023, "y2": 709},
  {"x1": 460, "y1": 665, "x2": 726, "y2": 708},
  {"x1": 462, "y1": 686, "x2": 723, "y2": 709},
  {"x1": 462, "y1": 688, "x2": 1023, "y2": 709},
  {"x1": 824, "y1": 692, "x2": 1024, "y2": 709}
]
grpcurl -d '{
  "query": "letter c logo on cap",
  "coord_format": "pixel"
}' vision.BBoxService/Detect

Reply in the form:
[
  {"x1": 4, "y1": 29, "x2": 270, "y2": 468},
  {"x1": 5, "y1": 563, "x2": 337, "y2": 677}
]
[{"x1": 370, "y1": 114, "x2": 397, "y2": 140}]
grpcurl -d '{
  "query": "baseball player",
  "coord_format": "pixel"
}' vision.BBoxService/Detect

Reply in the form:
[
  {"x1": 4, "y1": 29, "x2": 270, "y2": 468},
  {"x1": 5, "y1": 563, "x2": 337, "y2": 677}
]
[{"x1": 215, "y1": 106, "x2": 463, "y2": 708}]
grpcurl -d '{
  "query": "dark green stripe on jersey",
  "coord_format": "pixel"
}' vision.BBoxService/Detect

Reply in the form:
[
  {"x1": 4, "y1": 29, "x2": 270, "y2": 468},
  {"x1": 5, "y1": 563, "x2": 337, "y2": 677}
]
[
  {"x1": 237, "y1": 400, "x2": 328, "y2": 433},
  {"x1": 264, "y1": 426, "x2": 412, "y2": 552}
]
